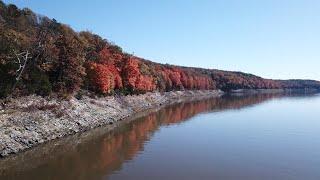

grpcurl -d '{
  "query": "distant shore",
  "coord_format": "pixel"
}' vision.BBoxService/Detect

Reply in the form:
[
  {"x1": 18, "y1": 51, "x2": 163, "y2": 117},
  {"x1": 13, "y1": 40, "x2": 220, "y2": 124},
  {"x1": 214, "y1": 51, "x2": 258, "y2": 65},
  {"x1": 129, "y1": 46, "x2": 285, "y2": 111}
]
[{"x1": 229, "y1": 88, "x2": 320, "y2": 94}]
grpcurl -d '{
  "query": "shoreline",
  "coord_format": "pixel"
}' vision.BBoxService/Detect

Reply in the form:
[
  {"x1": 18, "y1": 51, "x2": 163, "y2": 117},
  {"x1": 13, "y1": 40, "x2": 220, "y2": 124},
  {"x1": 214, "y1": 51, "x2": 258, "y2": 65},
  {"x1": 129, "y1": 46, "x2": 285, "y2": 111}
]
[
  {"x1": 0, "y1": 90, "x2": 223, "y2": 157},
  {"x1": 1, "y1": 88, "x2": 318, "y2": 157}
]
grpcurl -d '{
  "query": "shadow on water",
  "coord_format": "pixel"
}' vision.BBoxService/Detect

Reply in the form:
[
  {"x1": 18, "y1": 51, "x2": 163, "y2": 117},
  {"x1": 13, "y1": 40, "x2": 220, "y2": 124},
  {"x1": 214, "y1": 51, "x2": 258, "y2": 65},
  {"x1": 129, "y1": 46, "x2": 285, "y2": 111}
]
[{"x1": 0, "y1": 92, "x2": 318, "y2": 180}]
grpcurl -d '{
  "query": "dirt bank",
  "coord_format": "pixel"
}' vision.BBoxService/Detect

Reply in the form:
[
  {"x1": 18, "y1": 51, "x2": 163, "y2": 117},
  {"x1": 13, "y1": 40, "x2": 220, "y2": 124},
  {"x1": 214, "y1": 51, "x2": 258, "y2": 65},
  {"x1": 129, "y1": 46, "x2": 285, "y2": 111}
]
[{"x1": 0, "y1": 90, "x2": 223, "y2": 157}]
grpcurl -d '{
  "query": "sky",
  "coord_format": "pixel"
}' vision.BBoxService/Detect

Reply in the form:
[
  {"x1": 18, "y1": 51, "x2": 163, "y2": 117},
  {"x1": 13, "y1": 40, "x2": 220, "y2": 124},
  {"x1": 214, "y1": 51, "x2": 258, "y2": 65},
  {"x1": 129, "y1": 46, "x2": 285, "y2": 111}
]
[{"x1": 3, "y1": 0, "x2": 320, "y2": 80}]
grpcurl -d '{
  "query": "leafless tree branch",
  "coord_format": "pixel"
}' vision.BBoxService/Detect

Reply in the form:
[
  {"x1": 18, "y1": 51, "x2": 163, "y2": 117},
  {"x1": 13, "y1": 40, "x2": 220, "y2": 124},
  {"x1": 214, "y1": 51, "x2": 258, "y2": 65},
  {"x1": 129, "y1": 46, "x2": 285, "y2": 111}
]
[{"x1": 14, "y1": 50, "x2": 31, "y2": 81}]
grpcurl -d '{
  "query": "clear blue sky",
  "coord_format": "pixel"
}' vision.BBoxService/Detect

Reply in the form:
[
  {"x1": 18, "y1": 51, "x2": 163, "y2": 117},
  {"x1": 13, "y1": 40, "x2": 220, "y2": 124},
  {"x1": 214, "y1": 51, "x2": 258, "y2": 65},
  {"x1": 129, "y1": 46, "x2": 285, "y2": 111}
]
[{"x1": 4, "y1": 0, "x2": 320, "y2": 80}]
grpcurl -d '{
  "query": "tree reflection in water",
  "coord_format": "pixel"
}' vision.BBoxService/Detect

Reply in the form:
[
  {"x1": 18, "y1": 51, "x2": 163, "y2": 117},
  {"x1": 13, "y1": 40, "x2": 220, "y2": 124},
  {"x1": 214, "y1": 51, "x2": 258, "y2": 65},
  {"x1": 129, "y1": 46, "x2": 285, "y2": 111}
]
[{"x1": 0, "y1": 93, "x2": 315, "y2": 180}]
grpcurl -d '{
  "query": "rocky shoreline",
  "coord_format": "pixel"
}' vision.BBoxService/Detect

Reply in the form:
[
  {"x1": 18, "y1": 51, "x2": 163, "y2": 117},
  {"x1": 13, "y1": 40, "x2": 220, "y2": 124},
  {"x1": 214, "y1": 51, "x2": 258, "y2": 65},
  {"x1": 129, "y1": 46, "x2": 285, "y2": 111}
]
[{"x1": 0, "y1": 90, "x2": 223, "y2": 157}]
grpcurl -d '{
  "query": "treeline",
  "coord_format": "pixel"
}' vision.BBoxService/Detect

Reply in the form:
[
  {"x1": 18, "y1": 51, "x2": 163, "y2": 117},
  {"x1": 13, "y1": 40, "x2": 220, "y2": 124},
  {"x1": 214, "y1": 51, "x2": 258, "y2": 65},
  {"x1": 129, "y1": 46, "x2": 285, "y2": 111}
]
[{"x1": 0, "y1": 1, "x2": 319, "y2": 98}]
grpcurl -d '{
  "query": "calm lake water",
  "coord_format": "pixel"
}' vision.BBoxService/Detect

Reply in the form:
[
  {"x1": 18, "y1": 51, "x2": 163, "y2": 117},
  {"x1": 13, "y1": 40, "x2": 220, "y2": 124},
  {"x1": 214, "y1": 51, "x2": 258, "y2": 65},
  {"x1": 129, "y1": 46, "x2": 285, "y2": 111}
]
[{"x1": 1, "y1": 93, "x2": 320, "y2": 180}]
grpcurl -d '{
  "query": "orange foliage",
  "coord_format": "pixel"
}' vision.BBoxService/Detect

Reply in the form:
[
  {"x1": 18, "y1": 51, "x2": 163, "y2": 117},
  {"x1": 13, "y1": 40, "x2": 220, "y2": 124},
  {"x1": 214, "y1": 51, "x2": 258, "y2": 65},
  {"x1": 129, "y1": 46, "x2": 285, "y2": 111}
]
[
  {"x1": 123, "y1": 57, "x2": 156, "y2": 92},
  {"x1": 86, "y1": 47, "x2": 123, "y2": 94},
  {"x1": 86, "y1": 62, "x2": 123, "y2": 94}
]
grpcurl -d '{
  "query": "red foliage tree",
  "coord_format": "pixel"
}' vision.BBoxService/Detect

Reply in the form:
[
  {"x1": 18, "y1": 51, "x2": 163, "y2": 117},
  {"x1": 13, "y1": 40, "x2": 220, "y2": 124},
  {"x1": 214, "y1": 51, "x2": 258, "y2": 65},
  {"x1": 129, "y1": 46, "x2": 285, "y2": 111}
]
[
  {"x1": 86, "y1": 47, "x2": 123, "y2": 94},
  {"x1": 122, "y1": 57, "x2": 156, "y2": 92}
]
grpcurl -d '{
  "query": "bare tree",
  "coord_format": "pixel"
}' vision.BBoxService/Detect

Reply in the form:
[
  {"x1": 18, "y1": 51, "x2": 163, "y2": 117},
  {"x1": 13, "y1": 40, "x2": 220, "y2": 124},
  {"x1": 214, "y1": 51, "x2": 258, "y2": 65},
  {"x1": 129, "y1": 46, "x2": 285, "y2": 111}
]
[
  {"x1": 14, "y1": 51, "x2": 31, "y2": 81},
  {"x1": 10, "y1": 50, "x2": 32, "y2": 94}
]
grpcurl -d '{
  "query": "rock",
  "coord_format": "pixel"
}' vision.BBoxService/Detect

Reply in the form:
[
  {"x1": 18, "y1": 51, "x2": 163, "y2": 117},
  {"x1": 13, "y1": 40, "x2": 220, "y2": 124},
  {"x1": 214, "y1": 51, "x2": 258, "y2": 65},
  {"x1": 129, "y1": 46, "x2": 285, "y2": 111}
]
[{"x1": 0, "y1": 90, "x2": 223, "y2": 157}]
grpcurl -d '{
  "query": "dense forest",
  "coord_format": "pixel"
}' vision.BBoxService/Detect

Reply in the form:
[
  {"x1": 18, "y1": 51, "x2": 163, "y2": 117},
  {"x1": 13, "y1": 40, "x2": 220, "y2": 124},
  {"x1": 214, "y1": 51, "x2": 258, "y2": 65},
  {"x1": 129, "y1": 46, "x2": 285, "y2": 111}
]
[{"x1": 0, "y1": 1, "x2": 319, "y2": 98}]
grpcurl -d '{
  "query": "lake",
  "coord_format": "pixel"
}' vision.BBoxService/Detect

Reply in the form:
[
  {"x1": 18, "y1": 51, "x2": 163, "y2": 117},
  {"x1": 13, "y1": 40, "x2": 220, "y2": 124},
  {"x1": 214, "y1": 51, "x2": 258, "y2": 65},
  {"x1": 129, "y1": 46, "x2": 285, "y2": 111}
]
[{"x1": 1, "y1": 92, "x2": 320, "y2": 180}]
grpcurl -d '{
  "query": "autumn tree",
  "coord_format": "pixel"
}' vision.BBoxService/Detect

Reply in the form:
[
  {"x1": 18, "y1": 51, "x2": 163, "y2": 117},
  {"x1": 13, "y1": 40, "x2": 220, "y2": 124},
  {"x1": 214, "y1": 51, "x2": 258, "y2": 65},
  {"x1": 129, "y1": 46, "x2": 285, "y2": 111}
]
[
  {"x1": 1, "y1": 1, "x2": 319, "y2": 99},
  {"x1": 51, "y1": 25, "x2": 85, "y2": 95}
]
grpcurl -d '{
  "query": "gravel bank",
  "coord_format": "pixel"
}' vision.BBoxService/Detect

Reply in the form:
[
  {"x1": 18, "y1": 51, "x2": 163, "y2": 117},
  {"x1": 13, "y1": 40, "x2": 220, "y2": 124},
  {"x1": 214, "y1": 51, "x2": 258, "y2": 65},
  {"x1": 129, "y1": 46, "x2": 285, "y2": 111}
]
[{"x1": 0, "y1": 90, "x2": 223, "y2": 157}]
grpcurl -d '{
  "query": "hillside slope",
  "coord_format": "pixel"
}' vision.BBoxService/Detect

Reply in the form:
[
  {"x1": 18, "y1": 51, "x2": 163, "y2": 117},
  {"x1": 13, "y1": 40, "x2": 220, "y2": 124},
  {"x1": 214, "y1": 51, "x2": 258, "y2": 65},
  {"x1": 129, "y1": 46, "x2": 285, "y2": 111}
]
[{"x1": 1, "y1": 1, "x2": 319, "y2": 98}]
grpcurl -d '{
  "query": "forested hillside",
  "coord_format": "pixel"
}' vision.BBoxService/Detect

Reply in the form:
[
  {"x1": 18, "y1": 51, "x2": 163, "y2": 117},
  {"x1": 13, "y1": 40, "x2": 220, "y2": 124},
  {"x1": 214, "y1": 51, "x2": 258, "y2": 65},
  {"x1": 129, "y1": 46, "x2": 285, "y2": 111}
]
[{"x1": 0, "y1": 1, "x2": 319, "y2": 98}]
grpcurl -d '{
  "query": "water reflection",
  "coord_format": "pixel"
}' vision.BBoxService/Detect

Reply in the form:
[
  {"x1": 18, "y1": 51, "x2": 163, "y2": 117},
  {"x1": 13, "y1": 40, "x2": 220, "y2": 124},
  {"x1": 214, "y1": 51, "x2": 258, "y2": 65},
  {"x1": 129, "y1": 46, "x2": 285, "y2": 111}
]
[{"x1": 0, "y1": 93, "x2": 318, "y2": 180}]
